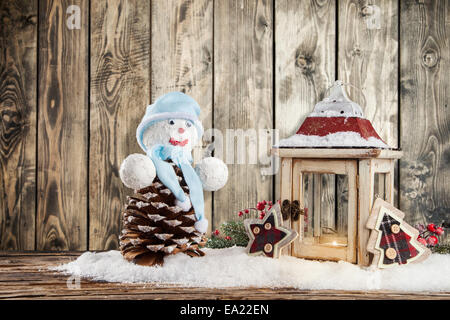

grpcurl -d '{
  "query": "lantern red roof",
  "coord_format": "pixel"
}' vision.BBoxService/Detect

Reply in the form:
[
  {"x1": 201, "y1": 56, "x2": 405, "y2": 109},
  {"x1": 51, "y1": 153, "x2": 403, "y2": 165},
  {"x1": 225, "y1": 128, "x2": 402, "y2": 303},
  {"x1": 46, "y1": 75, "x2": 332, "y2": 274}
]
[
  {"x1": 277, "y1": 81, "x2": 389, "y2": 149},
  {"x1": 296, "y1": 117, "x2": 383, "y2": 140}
]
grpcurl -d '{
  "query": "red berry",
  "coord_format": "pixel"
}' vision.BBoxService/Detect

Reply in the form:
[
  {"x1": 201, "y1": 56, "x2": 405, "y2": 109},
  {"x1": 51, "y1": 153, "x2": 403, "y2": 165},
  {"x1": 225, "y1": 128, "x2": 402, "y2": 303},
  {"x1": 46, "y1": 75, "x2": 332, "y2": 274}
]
[
  {"x1": 427, "y1": 236, "x2": 438, "y2": 246},
  {"x1": 256, "y1": 202, "x2": 265, "y2": 211},
  {"x1": 268, "y1": 201, "x2": 273, "y2": 206},
  {"x1": 427, "y1": 223, "x2": 436, "y2": 232},
  {"x1": 259, "y1": 212, "x2": 265, "y2": 219},
  {"x1": 213, "y1": 229, "x2": 220, "y2": 236},
  {"x1": 417, "y1": 237, "x2": 427, "y2": 246},
  {"x1": 225, "y1": 236, "x2": 231, "y2": 240},
  {"x1": 238, "y1": 211, "x2": 243, "y2": 217},
  {"x1": 435, "y1": 227, "x2": 444, "y2": 236},
  {"x1": 244, "y1": 209, "x2": 249, "y2": 214}
]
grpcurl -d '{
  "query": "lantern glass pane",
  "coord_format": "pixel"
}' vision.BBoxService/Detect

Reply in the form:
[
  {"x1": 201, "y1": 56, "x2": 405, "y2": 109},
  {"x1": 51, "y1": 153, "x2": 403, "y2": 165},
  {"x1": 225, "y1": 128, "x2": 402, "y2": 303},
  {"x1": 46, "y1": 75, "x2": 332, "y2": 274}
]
[
  {"x1": 302, "y1": 173, "x2": 348, "y2": 247},
  {"x1": 374, "y1": 173, "x2": 387, "y2": 201}
]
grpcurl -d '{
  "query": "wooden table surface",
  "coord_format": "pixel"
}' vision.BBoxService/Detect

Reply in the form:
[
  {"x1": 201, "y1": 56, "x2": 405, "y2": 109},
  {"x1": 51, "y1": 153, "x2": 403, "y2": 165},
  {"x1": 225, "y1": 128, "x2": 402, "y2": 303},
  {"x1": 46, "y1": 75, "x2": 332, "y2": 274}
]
[{"x1": 1, "y1": 252, "x2": 449, "y2": 300}]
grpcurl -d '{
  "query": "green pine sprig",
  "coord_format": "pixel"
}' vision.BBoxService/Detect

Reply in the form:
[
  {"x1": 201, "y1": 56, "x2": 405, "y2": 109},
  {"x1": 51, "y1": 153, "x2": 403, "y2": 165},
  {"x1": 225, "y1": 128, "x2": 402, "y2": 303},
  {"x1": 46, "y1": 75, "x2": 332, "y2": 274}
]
[
  {"x1": 432, "y1": 244, "x2": 450, "y2": 254},
  {"x1": 206, "y1": 200, "x2": 275, "y2": 249},
  {"x1": 206, "y1": 220, "x2": 249, "y2": 249}
]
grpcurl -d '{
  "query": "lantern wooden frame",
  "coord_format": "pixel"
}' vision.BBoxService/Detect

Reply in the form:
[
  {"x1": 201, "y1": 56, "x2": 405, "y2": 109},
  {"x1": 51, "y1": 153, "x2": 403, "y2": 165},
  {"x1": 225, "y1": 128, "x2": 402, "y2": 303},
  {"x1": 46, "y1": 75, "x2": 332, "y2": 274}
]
[{"x1": 274, "y1": 147, "x2": 403, "y2": 266}]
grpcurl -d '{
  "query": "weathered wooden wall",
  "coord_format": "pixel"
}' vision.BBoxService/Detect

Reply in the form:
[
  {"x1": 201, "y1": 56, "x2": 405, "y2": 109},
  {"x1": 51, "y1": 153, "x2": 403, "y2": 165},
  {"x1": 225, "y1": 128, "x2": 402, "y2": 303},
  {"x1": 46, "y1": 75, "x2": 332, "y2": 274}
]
[{"x1": 0, "y1": 0, "x2": 448, "y2": 251}]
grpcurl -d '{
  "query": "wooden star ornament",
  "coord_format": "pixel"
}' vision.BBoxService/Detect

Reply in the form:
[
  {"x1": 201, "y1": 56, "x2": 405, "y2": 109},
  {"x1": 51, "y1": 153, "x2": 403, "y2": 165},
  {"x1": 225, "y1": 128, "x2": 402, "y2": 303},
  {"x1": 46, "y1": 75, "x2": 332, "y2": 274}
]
[{"x1": 244, "y1": 204, "x2": 298, "y2": 258}]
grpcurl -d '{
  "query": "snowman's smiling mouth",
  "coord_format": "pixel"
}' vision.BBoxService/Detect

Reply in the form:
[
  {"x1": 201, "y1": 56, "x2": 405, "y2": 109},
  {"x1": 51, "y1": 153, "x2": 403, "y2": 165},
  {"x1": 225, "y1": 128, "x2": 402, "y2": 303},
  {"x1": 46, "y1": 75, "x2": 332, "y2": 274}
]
[{"x1": 169, "y1": 137, "x2": 189, "y2": 147}]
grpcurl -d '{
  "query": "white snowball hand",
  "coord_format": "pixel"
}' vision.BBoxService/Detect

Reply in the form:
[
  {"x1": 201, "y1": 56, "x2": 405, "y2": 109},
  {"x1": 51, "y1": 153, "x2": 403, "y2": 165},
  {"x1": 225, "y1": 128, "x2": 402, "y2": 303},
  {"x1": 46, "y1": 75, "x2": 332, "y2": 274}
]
[
  {"x1": 194, "y1": 218, "x2": 208, "y2": 234},
  {"x1": 119, "y1": 153, "x2": 156, "y2": 190},
  {"x1": 195, "y1": 157, "x2": 228, "y2": 191}
]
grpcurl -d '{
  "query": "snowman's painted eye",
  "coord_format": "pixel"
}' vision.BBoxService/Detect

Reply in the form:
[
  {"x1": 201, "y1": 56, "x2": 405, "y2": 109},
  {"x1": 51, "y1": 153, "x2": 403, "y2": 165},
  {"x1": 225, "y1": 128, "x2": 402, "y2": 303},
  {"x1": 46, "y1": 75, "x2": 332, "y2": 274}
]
[
  {"x1": 168, "y1": 119, "x2": 175, "y2": 125},
  {"x1": 186, "y1": 121, "x2": 192, "y2": 128}
]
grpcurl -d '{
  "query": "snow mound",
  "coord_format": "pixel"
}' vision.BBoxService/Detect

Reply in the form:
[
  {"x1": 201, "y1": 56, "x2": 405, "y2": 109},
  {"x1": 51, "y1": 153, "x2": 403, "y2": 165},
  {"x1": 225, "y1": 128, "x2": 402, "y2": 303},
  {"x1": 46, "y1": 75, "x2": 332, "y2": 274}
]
[
  {"x1": 276, "y1": 132, "x2": 389, "y2": 148},
  {"x1": 51, "y1": 247, "x2": 450, "y2": 291}
]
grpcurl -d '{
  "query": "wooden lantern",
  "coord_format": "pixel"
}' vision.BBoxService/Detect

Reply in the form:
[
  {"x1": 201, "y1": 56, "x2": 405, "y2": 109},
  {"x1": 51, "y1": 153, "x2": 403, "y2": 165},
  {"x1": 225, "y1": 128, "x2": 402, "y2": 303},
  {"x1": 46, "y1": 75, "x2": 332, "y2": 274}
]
[{"x1": 273, "y1": 81, "x2": 402, "y2": 266}]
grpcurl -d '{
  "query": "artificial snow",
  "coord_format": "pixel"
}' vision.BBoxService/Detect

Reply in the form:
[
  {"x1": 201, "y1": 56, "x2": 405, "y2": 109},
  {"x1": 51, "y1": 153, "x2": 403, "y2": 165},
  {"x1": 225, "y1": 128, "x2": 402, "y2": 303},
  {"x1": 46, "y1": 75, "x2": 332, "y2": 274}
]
[
  {"x1": 52, "y1": 246, "x2": 450, "y2": 292},
  {"x1": 308, "y1": 110, "x2": 364, "y2": 118},
  {"x1": 276, "y1": 131, "x2": 389, "y2": 149}
]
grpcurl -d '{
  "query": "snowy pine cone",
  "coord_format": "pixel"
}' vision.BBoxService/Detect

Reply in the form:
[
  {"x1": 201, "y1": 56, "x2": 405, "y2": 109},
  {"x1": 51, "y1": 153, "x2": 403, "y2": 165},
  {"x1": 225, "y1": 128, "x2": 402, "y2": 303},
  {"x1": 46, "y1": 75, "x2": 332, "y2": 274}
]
[{"x1": 120, "y1": 162, "x2": 206, "y2": 266}]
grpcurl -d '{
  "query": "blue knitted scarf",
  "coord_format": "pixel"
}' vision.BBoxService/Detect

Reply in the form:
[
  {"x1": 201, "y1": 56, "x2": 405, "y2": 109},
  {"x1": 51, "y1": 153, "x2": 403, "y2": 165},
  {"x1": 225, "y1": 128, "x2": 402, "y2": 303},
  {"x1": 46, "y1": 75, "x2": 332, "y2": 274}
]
[{"x1": 148, "y1": 144, "x2": 204, "y2": 221}]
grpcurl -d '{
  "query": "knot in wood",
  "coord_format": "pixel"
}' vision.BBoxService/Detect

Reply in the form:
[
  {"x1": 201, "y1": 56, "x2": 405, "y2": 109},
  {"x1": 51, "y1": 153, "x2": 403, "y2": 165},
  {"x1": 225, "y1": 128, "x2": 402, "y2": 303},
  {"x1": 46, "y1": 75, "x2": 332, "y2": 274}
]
[
  {"x1": 361, "y1": 5, "x2": 374, "y2": 17},
  {"x1": 352, "y1": 46, "x2": 362, "y2": 57},
  {"x1": 26, "y1": 15, "x2": 38, "y2": 26},
  {"x1": 203, "y1": 49, "x2": 212, "y2": 65},
  {"x1": 295, "y1": 54, "x2": 314, "y2": 74},
  {"x1": 422, "y1": 49, "x2": 439, "y2": 68},
  {"x1": 259, "y1": 17, "x2": 269, "y2": 29}
]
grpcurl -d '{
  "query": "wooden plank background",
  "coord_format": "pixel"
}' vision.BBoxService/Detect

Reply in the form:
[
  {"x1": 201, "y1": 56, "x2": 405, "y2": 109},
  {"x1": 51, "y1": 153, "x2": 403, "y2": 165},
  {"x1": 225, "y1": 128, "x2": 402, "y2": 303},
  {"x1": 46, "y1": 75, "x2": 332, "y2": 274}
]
[{"x1": 0, "y1": 0, "x2": 448, "y2": 251}]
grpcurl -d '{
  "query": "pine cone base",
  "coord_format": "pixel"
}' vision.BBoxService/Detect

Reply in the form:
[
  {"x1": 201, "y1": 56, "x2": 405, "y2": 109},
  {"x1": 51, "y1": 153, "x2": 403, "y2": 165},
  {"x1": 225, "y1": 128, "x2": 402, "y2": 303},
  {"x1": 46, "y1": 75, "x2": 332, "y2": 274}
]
[{"x1": 120, "y1": 162, "x2": 206, "y2": 266}]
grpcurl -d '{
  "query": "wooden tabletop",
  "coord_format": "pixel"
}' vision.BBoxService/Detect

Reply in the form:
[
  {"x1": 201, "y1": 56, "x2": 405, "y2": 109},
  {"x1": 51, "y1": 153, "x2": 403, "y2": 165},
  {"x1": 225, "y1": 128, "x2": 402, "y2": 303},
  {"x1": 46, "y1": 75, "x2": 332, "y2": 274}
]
[{"x1": 0, "y1": 252, "x2": 449, "y2": 300}]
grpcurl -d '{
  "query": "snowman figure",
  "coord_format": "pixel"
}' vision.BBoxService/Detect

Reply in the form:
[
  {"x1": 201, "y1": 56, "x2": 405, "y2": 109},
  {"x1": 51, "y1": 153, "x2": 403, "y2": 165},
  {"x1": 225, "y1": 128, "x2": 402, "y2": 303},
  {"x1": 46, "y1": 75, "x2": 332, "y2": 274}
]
[
  {"x1": 119, "y1": 92, "x2": 227, "y2": 266},
  {"x1": 120, "y1": 91, "x2": 228, "y2": 233}
]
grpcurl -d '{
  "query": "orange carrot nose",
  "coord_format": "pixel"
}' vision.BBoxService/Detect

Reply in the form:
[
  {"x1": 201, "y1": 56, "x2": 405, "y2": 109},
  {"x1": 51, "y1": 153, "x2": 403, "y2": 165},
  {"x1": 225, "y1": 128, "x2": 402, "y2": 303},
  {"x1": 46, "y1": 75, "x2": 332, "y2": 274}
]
[{"x1": 178, "y1": 127, "x2": 185, "y2": 134}]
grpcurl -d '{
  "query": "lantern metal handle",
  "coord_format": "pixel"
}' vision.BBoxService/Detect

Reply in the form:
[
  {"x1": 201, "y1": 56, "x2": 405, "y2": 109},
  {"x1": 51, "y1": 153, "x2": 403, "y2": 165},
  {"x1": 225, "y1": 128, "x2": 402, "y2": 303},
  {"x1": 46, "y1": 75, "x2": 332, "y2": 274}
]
[
  {"x1": 323, "y1": 80, "x2": 367, "y2": 110},
  {"x1": 281, "y1": 199, "x2": 305, "y2": 221}
]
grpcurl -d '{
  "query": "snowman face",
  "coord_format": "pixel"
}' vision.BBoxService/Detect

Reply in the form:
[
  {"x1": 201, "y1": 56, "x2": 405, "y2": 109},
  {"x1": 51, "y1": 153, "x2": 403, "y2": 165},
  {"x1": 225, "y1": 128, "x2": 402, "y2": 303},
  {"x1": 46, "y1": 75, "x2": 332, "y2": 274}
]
[{"x1": 142, "y1": 118, "x2": 199, "y2": 152}]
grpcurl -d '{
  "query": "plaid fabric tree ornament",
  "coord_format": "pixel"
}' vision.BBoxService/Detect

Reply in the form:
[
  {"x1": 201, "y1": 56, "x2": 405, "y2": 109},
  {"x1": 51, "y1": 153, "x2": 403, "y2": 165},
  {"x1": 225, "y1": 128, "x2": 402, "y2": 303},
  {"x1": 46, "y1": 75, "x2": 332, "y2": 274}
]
[{"x1": 366, "y1": 198, "x2": 431, "y2": 269}]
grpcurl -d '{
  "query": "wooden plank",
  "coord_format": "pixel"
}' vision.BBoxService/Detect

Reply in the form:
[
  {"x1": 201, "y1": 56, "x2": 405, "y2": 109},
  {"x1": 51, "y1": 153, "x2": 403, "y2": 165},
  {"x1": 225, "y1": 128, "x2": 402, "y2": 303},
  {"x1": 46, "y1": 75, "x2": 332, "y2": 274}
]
[
  {"x1": 338, "y1": 0, "x2": 398, "y2": 148},
  {"x1": 37, "y1": 0, "x2": 88, "y2": 250},
  {"x1": 400, "y1": 0, "x2": 450, "y2": 245},
  {"x1": 280, "y1": 157, "x2": 292, "y2": 255},
  {"x1": 319, "y1": 174, "x2": 335, "y2": 236},
  {"x1": 387, "y1": 160, "x2": 395, "y2": 204},
  {"x1": 291, "y1": 159, "x2": 302, "y2": 254},
  {"x1": 338, "y1": 1, "x2": 399, "y2": 250},
  {"x1": 336, "y1": 174, "x2": 348, "y2": 236},
  {"x1": 275, "y1": 0, "x2": 336, "y2": 140},
  {"x1": 273, "y1": 148, "x2": 403, "y2": 159},
  {"x1": 292, "y1": 159, "x2": 348, "y2": 174},
  {"x1": 275, "y1": 0, "x2": 336, "y2": 202},
  {"x1": 89, "y1": 0, "x2": 150, "y2": 250},
  {"x1": 0, "y1": 252, "x2": 449, "y2": 300},
  {"x1": 303, "y1": 173, "x2": 314, "y2": 240},
  {"x1": 213, "y1": 0, "x2": 273, "y2": 228},
  {"x1": 358, "y1": 159, "x2": 374, "y2": 266},
  {"x1": 345, "y1": 160, "x2": 357, "y2": 263},
  {"x1": 0, "y1": 0, "x2": 37, "y2": 250},
  {"x1": 313, "y1": 174, "x2": 322, "y2": 237},
  {"x1": 151, "y1": 0, "x2": 213, "y2": 234}
]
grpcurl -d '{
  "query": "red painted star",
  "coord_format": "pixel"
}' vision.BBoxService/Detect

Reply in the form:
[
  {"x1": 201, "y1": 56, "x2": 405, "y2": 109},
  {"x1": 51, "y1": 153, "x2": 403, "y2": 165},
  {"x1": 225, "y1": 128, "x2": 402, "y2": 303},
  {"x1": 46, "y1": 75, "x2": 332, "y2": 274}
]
[{"x1": 244, "y1": 204, "x2": 298, "y2": 258}]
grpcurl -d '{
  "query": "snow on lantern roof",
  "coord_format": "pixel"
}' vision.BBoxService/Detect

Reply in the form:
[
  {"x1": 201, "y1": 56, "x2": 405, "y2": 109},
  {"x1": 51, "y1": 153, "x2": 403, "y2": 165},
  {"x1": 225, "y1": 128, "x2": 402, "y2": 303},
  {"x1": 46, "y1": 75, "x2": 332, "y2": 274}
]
[
  {"x1": 309, "y1": 80, "x2": 364, "y2": 118},
  {"x1": 276, "y1": 81, "x2": 390, "y2": 149}
]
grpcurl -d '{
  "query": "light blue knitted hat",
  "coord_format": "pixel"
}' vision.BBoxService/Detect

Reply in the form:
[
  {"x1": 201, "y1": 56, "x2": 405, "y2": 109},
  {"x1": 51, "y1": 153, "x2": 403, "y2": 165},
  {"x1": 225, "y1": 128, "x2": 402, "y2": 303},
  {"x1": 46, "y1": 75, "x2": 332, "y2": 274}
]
[{"x1": 136, "y1": 92, "x2": 204, "y2": 151}]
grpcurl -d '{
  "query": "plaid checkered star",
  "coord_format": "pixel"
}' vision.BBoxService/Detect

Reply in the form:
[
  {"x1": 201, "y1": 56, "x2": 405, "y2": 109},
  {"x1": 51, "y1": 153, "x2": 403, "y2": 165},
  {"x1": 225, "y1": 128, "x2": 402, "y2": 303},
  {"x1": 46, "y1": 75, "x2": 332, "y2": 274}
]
[{"x1": 244, "y1": 204, "x2": 298, "y2": 259}]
